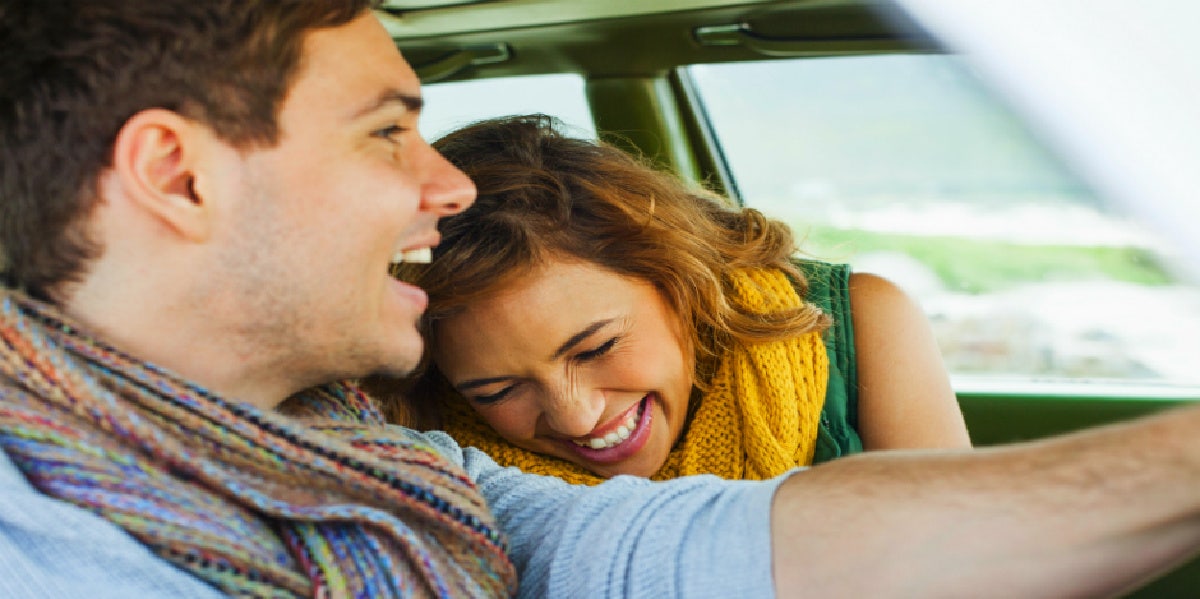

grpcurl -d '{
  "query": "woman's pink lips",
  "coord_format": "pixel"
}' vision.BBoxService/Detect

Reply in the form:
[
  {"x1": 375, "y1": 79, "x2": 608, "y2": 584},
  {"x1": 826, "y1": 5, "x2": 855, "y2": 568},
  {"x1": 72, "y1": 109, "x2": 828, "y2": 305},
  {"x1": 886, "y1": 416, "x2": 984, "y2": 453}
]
[
  {"x1": 561, "y1": 395, "x2": 654, "y2": 464},
  {"x1": 586, "y1": 395, "x2": 641, "y2": 438}
]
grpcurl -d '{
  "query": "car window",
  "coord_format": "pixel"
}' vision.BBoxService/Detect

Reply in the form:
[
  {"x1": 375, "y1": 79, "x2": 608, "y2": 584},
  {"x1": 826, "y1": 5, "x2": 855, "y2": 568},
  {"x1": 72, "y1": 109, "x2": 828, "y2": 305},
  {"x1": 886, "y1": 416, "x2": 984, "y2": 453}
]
[
  {"x1": 419, "y1": 73, "x2": 596, "y2": 142},
  {"x1": 690, "y1": 54, "x2": 1200, "y2": 391}
]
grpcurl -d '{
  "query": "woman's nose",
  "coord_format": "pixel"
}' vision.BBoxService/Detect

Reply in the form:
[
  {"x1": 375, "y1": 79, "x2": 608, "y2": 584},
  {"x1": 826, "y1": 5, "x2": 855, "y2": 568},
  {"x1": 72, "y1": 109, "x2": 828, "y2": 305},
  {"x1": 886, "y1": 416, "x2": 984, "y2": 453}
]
[{"x1": 541, "y1": 385, "x2": 605, "y2": 438}]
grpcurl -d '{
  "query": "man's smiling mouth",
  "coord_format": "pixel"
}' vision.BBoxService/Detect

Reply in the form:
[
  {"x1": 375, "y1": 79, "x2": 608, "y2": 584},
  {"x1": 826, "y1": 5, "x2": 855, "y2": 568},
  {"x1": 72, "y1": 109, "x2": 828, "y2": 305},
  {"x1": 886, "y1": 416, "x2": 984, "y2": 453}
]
[{"x1": 391, "y1": 247, "x2": 432, "y2": 265}]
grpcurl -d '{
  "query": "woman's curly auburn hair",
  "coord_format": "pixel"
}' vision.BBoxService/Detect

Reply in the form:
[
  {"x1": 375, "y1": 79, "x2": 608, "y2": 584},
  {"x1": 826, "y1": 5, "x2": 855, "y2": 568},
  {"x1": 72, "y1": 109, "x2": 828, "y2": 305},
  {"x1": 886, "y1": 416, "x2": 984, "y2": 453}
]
[{"x1": 373, "y1": 114, "x2": 828, "y2": 427}]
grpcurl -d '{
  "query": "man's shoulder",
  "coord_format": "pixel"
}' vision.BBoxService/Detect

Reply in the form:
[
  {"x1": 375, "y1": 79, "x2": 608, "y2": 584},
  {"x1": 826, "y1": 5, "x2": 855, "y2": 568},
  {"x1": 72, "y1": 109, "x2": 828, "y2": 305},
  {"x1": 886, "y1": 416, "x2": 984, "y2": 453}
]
[
  {"x1": 0, "y1": 449, "x2": 224, "y2": 597},
  {"x1": 389, "y1": 426, "x2": 464, "y2": 463}
]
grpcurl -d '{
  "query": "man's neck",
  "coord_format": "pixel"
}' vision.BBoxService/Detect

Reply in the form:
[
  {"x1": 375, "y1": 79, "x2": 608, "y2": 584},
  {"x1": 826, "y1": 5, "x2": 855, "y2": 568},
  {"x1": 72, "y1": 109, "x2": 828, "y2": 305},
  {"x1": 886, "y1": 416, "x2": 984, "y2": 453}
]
[{"x1": 62, "y1": 276, "x2": 296, "y2": 411}]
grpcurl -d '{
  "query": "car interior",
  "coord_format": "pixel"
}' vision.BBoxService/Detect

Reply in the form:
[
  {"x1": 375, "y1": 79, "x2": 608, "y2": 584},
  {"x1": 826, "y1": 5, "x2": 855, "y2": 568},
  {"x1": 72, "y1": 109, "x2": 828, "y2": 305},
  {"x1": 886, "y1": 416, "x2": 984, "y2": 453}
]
[{"x1": 377, "y1": 0, "x2": 1200, "y2": 594}]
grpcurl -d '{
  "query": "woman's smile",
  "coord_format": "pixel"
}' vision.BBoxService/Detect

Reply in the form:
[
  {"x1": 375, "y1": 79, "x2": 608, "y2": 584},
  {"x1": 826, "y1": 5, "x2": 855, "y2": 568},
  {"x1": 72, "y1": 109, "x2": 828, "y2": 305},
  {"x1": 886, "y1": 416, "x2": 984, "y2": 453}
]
[{"x1": 560, "y1": 394, "x2": 654, "y2": 463}]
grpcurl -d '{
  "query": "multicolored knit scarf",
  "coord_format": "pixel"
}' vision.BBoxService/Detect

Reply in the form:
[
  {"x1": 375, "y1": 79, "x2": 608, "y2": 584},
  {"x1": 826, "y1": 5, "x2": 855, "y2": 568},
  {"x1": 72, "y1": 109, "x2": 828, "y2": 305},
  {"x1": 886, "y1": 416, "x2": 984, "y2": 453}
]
[
  {"x1": 0, "y1": 291, "x2": 517, "y2": 597},
  {"x1": 440, "y1": 267, "x2": 829, "y2": 485}
]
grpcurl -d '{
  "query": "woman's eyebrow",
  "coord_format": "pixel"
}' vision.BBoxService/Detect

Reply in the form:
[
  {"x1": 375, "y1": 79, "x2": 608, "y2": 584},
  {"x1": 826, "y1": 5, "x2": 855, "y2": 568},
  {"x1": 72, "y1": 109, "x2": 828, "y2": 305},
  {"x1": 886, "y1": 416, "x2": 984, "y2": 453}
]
[{"x1": 551, "y1": 319, "x2": 613, "y2": 360}]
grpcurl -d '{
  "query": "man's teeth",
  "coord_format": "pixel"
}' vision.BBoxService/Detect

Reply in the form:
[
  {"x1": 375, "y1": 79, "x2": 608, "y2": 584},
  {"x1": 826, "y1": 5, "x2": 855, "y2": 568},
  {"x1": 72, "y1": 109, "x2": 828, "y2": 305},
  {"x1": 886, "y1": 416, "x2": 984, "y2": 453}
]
[
  {"x1": 392, "y1": 247, "x2": 432, "y2": 264},
  {"x1": 572, "y1": 402, "x2": 643, "y2": 450}
]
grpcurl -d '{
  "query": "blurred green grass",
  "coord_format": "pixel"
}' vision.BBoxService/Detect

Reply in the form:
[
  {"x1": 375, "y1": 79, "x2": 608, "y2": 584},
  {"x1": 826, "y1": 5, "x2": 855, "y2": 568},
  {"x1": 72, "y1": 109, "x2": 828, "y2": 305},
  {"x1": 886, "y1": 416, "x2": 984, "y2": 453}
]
[{"x1": 797, "y1": 225, "x2": 1175, "y2": 294}]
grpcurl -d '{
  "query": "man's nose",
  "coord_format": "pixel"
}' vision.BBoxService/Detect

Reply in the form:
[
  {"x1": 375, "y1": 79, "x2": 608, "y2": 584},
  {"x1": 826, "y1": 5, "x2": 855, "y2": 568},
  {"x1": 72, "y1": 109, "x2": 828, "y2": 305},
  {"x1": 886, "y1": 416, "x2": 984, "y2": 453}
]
[
  {"x1": 419, "y1": 141, "x2": 476, "y2": 217},
  {"x1": 542, "y1": 384, "x2": 606, "y2": 438}
]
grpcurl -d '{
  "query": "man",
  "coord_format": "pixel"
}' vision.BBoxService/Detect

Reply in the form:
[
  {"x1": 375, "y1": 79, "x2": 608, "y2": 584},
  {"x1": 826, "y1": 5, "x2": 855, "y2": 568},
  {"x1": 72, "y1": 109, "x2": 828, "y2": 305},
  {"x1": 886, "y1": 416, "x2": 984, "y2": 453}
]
[{"x1": 1, "y1": 1, "x2": 1197, "y2": 598}]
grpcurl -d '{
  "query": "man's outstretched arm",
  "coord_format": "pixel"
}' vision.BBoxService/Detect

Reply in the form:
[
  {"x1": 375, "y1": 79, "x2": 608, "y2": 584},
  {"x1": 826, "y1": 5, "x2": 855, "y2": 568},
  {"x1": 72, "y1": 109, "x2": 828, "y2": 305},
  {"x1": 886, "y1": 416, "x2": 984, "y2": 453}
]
[
  {"x1": 433, "y1": 405, "x2": 1200, "y2": 598},
  {"x1": 434, "y1": 431, "x2": 781, "y2": 598},
  {"x1": 772, "y1": 404, "x2": 1200, "y2": 597}
]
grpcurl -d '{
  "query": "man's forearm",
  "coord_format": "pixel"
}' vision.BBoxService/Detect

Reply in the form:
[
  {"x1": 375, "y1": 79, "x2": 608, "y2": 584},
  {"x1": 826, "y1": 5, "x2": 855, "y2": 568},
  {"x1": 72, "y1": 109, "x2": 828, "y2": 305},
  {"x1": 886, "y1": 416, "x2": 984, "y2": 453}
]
[{"x1": 772, "y1": 404, "x2": 1200, "y2": 597}]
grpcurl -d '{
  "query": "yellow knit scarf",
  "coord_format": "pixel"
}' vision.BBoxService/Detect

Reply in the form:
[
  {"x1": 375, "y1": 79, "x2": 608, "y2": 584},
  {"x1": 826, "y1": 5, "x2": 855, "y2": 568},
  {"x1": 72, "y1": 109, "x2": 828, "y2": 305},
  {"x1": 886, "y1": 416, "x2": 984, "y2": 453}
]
[{"x1": 441, "y1": 267, "x2": 829, "y2": 485}]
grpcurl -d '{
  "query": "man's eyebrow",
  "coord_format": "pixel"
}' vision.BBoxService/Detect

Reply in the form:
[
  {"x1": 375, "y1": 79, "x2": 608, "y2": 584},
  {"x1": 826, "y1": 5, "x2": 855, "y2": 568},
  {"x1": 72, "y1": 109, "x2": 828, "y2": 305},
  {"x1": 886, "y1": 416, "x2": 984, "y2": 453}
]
[
  {"x1": 353, "y1": 89, "x2": 424, "y2": 119},
  {"x1": 551, "y1": 319, "x2": 613, "y2": 360}
]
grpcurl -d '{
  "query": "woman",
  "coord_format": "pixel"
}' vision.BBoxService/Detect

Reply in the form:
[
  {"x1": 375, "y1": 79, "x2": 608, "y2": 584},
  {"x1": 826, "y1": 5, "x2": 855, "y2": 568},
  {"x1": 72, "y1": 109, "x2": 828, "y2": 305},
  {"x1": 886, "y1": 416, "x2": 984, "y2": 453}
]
[{"x1": 384, "y1": 114, "x2": 970, "y2": 484}]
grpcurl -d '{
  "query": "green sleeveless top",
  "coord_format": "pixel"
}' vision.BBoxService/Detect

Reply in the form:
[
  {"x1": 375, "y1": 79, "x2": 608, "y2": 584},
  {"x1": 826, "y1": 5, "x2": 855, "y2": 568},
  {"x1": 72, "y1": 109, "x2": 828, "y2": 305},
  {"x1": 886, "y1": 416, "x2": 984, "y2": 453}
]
[{"x1": 794, "y1": 260, "x2": 865, "y2": 463}]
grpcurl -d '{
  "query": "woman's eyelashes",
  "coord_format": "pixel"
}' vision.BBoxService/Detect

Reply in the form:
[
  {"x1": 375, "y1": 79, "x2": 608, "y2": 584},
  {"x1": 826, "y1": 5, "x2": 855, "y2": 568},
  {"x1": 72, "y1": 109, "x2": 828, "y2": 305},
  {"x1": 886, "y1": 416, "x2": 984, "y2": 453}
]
[
  {"x1": 575, "y1": 336, "x2": 620, "y2": 362},
  {"x1": 469, "y1": 336, "x2": 622, "y2": 404},
  {"x1": 473, "y1": 386, "x2": 513, "y2": 405}
]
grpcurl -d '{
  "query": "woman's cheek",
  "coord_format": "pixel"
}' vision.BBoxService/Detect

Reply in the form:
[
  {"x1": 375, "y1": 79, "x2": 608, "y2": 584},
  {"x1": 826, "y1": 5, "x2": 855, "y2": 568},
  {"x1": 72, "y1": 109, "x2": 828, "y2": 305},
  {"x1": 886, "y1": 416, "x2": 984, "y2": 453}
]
[{"x1": 479, "y1": 400, "x2": 540, "y2": 442}]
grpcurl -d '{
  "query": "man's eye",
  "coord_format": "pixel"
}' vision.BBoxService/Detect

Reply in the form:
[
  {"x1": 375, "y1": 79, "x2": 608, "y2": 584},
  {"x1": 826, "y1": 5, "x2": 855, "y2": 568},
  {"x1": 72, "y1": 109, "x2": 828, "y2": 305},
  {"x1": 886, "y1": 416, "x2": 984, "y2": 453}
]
[
  {"x1": 576, "y1": 336, "x2": 619, "y2": 362},
  {"x1": 472, "y1": 386, "x2": 513, "y2": 405},
  {"x1": 373, "y1": 124, "x2": 407, "y2": 142}
]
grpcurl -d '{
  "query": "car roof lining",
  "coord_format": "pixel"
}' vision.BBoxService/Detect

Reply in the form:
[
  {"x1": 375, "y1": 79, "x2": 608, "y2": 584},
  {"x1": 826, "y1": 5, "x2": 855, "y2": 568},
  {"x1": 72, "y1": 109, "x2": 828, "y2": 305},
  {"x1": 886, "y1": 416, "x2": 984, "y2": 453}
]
[
  {"x1": 381, "y1": 0, "x2": 932, "y2": 82},
  {"x1": 380, "y1": 0, "x2": 824, "y2": 37}
]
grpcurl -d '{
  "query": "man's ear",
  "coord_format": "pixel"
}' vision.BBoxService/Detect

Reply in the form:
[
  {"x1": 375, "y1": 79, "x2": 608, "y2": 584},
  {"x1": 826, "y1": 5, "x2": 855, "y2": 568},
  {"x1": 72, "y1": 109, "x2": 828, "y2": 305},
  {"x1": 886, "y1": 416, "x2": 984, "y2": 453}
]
[{"x1": 108, "y1": 108, "x2": 212, "y2": 242}]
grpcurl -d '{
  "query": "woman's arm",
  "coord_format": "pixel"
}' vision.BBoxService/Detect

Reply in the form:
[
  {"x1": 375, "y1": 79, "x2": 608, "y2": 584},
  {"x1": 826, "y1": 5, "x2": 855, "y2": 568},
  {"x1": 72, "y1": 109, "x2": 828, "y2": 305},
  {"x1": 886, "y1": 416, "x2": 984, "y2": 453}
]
[{"x1": 848, "y1": 272, "x2": 972, "y2": 449}]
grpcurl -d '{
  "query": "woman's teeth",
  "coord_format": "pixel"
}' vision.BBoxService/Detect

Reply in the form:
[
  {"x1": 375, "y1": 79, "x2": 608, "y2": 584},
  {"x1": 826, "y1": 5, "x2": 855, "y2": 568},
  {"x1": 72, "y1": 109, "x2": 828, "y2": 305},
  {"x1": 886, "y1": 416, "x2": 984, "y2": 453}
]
[{"x1": 572, "y1": 401, "x2": 644, "y2": 450}]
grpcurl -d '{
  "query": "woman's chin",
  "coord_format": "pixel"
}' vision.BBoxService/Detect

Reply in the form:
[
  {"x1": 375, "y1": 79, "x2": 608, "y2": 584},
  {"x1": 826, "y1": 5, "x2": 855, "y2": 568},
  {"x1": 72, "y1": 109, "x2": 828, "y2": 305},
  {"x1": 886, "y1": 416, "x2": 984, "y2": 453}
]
[
  {"x1": 596, "y1": 460, "x2": 663, "y2": 479},
  {"x1": 571, "y1": 441, "x2": 670, "y2": 479}
]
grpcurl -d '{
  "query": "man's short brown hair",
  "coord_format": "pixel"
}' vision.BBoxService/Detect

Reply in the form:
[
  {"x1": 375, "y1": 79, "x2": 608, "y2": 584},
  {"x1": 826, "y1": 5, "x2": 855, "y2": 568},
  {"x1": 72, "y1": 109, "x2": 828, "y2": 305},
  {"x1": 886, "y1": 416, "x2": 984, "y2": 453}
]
[{"x1": 0, "y1": 0, "x2": 378, "y2": 300}]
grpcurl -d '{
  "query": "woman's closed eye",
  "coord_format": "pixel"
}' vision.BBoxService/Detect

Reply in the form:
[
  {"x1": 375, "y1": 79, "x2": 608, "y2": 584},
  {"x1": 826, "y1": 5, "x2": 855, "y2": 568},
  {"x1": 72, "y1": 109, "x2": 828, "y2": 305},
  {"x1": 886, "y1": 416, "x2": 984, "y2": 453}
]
[
  {"x1": 472, "y1": 386, "x2": 513, "y2": 405},
  {"x1": 576, "y1": 336, "x2": 620, "y2": 362}
]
